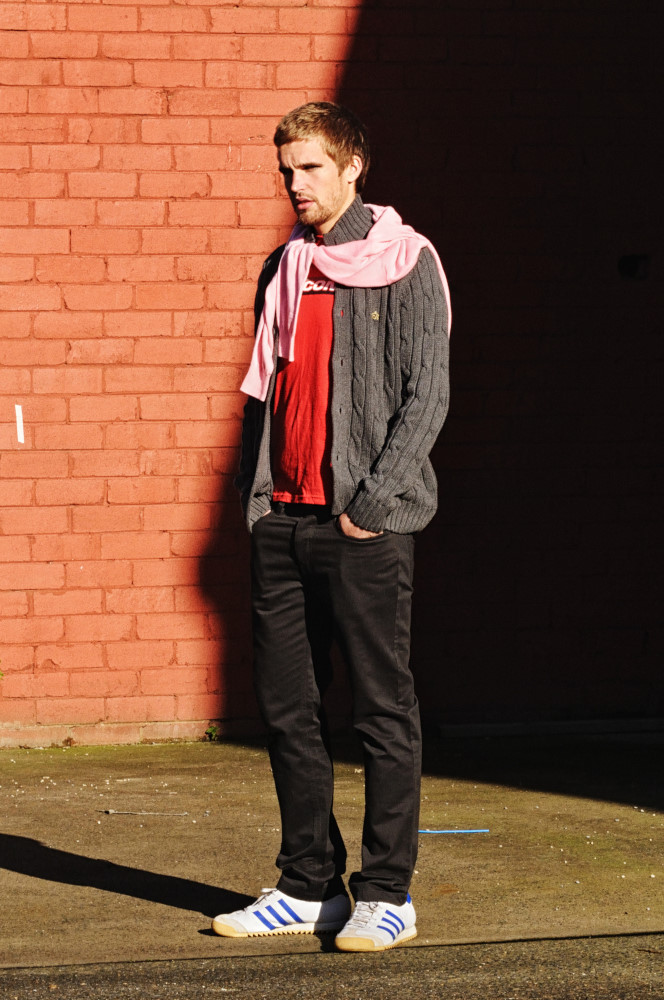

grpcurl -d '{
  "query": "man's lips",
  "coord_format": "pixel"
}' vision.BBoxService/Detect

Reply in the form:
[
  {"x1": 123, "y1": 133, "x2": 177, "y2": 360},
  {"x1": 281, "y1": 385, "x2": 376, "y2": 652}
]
[{"x1": 294, "y1": 198, "x2": 315, "y2": 211}]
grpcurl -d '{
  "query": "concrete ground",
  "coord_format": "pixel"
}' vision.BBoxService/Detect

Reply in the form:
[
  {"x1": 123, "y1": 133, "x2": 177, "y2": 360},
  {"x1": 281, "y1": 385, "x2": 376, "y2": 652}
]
[{"x1": 0, "y1": 731, "x2": 662, "y2": 997}]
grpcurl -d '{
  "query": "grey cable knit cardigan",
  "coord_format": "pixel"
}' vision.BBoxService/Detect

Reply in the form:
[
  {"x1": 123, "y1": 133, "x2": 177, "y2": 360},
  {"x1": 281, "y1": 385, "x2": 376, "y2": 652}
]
[{"x1": 236, "y1": 196, "x2": 450, "y2": 534}]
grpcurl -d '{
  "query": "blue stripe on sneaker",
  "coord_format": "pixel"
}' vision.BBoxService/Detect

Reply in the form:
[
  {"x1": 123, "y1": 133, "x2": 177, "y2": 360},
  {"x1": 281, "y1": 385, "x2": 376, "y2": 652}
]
[
  {"x1": 265, "y1": 905, "x2": 290, "y2": 926},
  {"x1": 277, "y1": 899, "x2": 304, "y2": 923},
  {"x1": 377, "y1": 921, "x2": 397, "y2": 940},
  {"x1": 385, "y1": 910, "x2": 405, "y2": 931},
  {"x1": 255, "y1": 911, "x2": 276, "y2": 931}
]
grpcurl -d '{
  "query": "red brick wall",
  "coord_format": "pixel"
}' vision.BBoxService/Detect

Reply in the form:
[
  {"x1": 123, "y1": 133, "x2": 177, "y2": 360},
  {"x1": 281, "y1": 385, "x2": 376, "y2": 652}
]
[
  {"x1": 0, "y1": 0, "x2": 361, "y2": 747},
  {"x1": 2, "y1": 1, "x2": 662, "y2": 746}
]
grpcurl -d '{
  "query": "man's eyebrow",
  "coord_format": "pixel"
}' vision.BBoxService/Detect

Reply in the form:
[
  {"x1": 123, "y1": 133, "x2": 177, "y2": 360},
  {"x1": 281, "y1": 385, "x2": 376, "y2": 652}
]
[{"x1": 279, "y1": 161, "x2": 323, "y2": 173}]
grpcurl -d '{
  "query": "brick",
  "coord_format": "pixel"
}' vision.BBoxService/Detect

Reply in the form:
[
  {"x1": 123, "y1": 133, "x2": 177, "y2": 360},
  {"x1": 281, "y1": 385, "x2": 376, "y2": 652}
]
[
  {"x1": 107, "y1": 477, "x2": 175, "y2": 504},
  {"x1": 276, "y1": 61, "x2": 340, "y2": 89},
  {"x1": 66, "y1": 338, "x2": 134, "y2": 365},
  {"x1": 175, "y1": 421, "x2": 238, "y2": 450},
  {"x1": 66, "y1": 560, "x2": 132, "y2": 590},
  {"x1": 104, "y1": 422, "x2": 172, "y2": 450},
  {"x1": 141, "y1": 666, "x2": 210, "y2": 696},
  {"x1": 31, "y1": 534, "x2": 100, "y2": 561},
  {"x1": 104, "y1": 695, "x2": 175, "y2": 724},
  {"x1": 177, "y1": 254, "x2": 245, "y2": 281},
  {"x1": 0, "y1": 591, "x2": 29, "y2": 617},
  {"x1": 139, "y1": 394, "x2": 207, "y2": 421},
  {"x1": 133, "y1": 557, "x2": 199, "y2": 587},
  {"x1": 0, "y1": 506, "x2": 68, "y2": 536},
  {"x1": 70, "y1": 451, "x2": 139, "y2": 478},
  {"x1": 133, "y1": 339, "x2": 202, "y2": 364},
  {"x1": 169, "y1": 530, "x2": 210, "y2": 558},
  {"x1": 103, "y1": 366, "x2": 172, "y2": 393},
  {"x1": 34, "y1": 312, "x2": 102, "y2": 339},
  {"x1": 36, "y1": 697, "x2": 105, "y2": 726},
  {"x1": 0, "y1": 313, "x2": 30, "y2": 338},
  {"x1": 176, "y1": 694, "x2": 221, "y2": 721},
  {"x1": 0, "y1": 337, "x2": 64, "y2": 365},
  {"x1": 143, "y1": 502, "x2": 212, "y2": 532},
  {"x1": 206, "y1": 282, "x2": 256, "y2": 311},
  {"x1": 0, "y1": 30, "x2": 28, "y2": 58},
  {"x1": 63, "y1": 60, "x2": 132, "y2": 88},
  {"x1": 205, "y1": 339, "x2": 253, "y2": 365},
  {"x1": 29, "y1": 88, "x2": 98, "y2": 115},
  {"x1": 0, "y1": 58, "x2": 60, "y2": 86},
  {"x1": 134, "y1": 61, "x2": 203, "y2": 88},
  {"x1": 65, "y1": 615, "x2": 133, "y2": 643},
  {"x1": 69, "y1": 117, "x2": 139, "y2": 144},
  {"x1": 0, "y1": 643, "x2": 34, "y2": 672},
  {"x1": 167, "y1": 89, "x2": 240, "y2": 117},
  {"x1": 0, "y1": 369, "x2": 31, "y2": 394},
  {"x1": 139, "y1": 172, "x2": 210, "y2": 198},
  {"x1": 103, "y1": 146, "x2": 171, "y2": 171},
  {"x1": 33, "y1": 424, "x2": 102, "y2": 453},
  {"x1": 68, "y1": 7, "x2": 138, "y2": 32},
  {"x1": 106, "y1": 586, "x2": 174, "y2": 614},
  {"x1": 174, "y1": 311, "x2": 242, "y2": 338},
  {"x1": 69, "y1": 171, "x2": 137, "y2": 198},
  {"x1": 0, "y1": 227, "x2": 68, "y2": 254},
  {"x1": 0, "y1": 525, "x2": 33, "y2": 554},
  {"x1": 63, "y1": 285, "x2": 133, "y2": 311},
  {"x1": 105, "y1": 312, "x2": 171, "y2": 338},
  {"x1": 174, "y1": 585, "x2": 214, "y2": 614},
  {"x1": 211, "y1": 8, "x2": 277, "y2": 32},
  {"x1": 106, "y1": 640, "x2": 173, "y2": 670},
  {"x1": 177, "y1": 476, "x2": 223, "y2": 503},
  {"x1": 98, "y1": 88, "x2": 165, "y2": 115},
  {"x1": 34, "y1": 590, "x2": 103, "y2": 617},
  {"x1": 243, "y1": 35, "x2": 310, "y2": 62},
  {"x1": 0, "y1": 89, "x2": 27, "y2": 114},
  {"x1": 20, "y1": 397, "x2": 67, "y2": 423},
  {"x1": 35, "y1": 479, "x2": 105, "y2": 506},
  {"x1": 141, "y1": 228, "x2": 208, "y2": 255},
  {"x1": 32, "y1": 144, "x2": 101, "y2": 170},
  {"x1": 173, "y1": 144, "x2": 231, "y2": 172},
  {"x1": 72, "y1": 505, "x2": 141, "y2": 534},
  {"x1": 239, "y1": 90, "x2": 306, "y2": 116},
  {"x1": 209, "y1": 171, "x2": 275, "y2": 198},
  {"x1": 136, "y1": 612, "x2": 206, "y2": 640},
  {"x1": 139, "y1": 449, "x2": 214, "y2": 477},
  {"x1": 0, "y1": 258, "x2": 33, "y2": 282},
  {"x1": 31, "y1": 32, "x2": 99, "y2": 59},
  {"x1": 1, "y1": 451, "x2": 68, "y2": 478},
  {"x1": 101, "y1": 531, "x2": 170, "y2": 559},
  {"x1": 238, "y1": 199, "x2": 292, "y2": 227},
  {"x1": 36, "y1": 643, "x2": 104, "y2": 673},
  {"x1": 70, "y1": 671, "x2": 139, "y2": 699},
  {"x1": 101, "y1": 33, "x2": 170, "y2": 60},
  {"x1": 2, "y1": 618, "x2": 64, "y2": 643},
  {"x1": 136, "y1": 284, "x2": 205, "y2": 311},
  {"x1": 140, "y1": 8, "x2": 206, "y2": 32},
  {"x1": 107, "y1": 256, "x2": 174, "y2": 283},
  {"x1": 71, "y1": 228, "x2": 140, "y2": 255},
  {"x1": 36, "y1": 256, "x2": 106, "y2": 284},
  {"x1": 168, "y1": 201, "x2": 235, "y2": 226},
  {"x1": 173, "y1": 35, "x2": 241, "y2": 60},
  {"x1": 141, "y1": 118, "x2": 209, "y2": 144},
  {"x1": 0, "y1": 200, "x2": 29, "y2": 225},
  {"x1": 0, "y1": 700, "x2": 37, "y2": 726},
  {"x1": 34, "y1": 199, "x2": 96, "y2": 227},
  {"x1": 0, "y1": 115, "x2": 66, "y2": 143}
]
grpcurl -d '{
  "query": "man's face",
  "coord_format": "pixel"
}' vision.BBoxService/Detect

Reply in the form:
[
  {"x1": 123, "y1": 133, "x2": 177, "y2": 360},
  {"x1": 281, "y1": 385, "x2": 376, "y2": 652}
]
[{"x1": 277, "y1": 137, "x2": 360, "y2": 235}]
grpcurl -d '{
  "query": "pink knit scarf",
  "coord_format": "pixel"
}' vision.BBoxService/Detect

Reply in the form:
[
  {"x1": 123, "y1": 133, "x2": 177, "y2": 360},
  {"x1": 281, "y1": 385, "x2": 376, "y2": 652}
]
[{"x1": 241, "y1": 204, "x2": 451, "y2": 400}]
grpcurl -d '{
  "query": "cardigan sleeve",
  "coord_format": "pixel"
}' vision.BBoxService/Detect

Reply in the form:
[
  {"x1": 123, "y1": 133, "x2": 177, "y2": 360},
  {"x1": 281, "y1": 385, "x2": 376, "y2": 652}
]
[{"x1": 344, "y1": 247, "x2": 450, "y2": 533}]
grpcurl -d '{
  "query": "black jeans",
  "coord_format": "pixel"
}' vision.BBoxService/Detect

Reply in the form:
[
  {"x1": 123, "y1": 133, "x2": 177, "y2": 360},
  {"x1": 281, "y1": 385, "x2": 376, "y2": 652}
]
[{"x1": 250, "y1": 505, "x2": 421, "y2": 905}]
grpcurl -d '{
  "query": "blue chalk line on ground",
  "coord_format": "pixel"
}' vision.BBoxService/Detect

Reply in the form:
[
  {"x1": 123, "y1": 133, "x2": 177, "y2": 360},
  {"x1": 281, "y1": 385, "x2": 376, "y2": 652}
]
[{"x1": 418, "y1": 828, "x2": 490, "y2": 834}]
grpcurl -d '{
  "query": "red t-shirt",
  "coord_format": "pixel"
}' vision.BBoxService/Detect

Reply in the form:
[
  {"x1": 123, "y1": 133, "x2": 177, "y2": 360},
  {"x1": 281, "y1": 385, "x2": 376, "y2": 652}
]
[{"x1": 271, "y1": 254, "x2": 335, "y2": 504}]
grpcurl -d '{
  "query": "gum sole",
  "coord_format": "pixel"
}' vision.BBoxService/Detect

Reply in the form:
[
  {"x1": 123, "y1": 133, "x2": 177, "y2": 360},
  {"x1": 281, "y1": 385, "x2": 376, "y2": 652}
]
[{"x1": 335, "y1": 927, "x2": 418, "y2": 952}]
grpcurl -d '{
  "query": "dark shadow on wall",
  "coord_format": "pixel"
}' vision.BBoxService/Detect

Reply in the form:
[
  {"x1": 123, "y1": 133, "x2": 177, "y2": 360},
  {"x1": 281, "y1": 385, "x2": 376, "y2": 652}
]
[{"x1": 335, "y1": 0, "x2": 664, "y2": 726}]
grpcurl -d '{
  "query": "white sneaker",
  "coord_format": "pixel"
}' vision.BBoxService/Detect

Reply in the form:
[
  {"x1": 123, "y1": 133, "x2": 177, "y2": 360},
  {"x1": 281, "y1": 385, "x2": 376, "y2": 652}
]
[
  {"x1": 211, "y1": 888, "x2": 351, "y2": 938},
  {"x1": 335, "y1": 895, "x2": 417, "y2": 952}
]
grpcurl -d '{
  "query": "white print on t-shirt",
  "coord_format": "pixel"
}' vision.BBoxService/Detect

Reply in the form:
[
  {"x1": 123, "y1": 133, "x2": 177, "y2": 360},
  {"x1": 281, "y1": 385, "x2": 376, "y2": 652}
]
[{"x1": 302, "y1": 277, "x2": 335, "y2": 294}]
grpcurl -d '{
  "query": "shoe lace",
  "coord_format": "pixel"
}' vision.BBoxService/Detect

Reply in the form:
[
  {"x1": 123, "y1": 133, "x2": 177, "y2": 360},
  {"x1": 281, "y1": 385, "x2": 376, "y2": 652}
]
[{"x1": 347, "y1": 901, "x2": 382, "y2": 928}]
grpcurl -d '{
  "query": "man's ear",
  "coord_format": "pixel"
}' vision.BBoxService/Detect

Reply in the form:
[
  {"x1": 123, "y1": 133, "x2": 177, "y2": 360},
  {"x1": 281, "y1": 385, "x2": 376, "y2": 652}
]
[{"x1": 345, "y1": 155, "x2": 363, "y2": 184}]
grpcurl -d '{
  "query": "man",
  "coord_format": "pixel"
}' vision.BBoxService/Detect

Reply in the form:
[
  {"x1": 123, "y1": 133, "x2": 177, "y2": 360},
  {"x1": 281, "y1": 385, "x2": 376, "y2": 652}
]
[{"x1": 212, "y1": 102, "x2": 450, "y2": 952}]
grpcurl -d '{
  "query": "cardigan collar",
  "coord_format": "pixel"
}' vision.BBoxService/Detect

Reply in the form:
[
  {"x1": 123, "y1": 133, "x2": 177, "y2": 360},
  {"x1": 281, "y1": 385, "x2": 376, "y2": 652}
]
[{"x1": 310, "y1": 194, "x2": 374, "y2": 247}]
